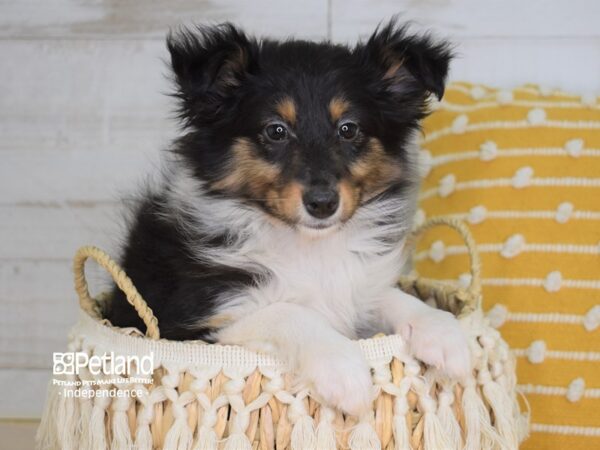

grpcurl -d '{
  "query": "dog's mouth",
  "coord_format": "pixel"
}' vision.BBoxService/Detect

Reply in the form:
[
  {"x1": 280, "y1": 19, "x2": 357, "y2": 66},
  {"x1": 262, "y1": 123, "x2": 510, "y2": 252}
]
[
  {"x1": 301, "y1": 221, "x2": 340, "y2": 230},
  {"x1": 297, "y1": 219, "x2": 341, "y2": 231},
  {"x1": 296, "y1": 221, "x2": 343, "y2": 237},
  {"x1": 295, "y1": 203, "x2": 346, "y2": 236}
]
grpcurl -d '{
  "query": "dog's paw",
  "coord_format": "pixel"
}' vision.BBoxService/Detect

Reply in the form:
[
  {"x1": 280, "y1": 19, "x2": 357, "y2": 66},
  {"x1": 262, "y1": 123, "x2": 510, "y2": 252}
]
[
  {"x1": 299, "y1": 341, "x2": 373, "y2": 417},
  {"x1": 399, "y1": 309, "x2": 471, "y2": 380}
]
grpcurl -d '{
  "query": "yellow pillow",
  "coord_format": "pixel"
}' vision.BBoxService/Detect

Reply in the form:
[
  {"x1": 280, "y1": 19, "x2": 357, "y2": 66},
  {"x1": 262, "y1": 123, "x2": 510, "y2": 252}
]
[{"x1": 416, "y1": 82, "x2": 600, "y2": 450}]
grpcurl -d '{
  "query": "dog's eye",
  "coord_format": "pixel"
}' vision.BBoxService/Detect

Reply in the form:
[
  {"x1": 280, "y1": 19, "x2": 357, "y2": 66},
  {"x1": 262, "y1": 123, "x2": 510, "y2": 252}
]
[
  {"x1": 265, "y1": 123, "x2": 288, "y2": 142},
  {"x1": 338, "y1": 122, "x2": 359, "y2": 140}
]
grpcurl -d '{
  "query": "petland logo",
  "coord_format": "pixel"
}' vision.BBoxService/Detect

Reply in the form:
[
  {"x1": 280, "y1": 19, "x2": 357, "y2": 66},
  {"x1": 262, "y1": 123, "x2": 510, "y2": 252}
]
[
  {"x1": 53, "y1": 351, "x2": 154, "y2": 377},
  {"x1": 52, "y1": 352, "x2": 154, "y2": 397}
]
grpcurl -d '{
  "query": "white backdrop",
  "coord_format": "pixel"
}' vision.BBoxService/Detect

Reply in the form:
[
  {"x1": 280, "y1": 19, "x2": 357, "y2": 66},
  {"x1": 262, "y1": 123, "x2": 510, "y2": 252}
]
[{"x1": 1, "y1": 0, "x2": 599, "y2": 418}]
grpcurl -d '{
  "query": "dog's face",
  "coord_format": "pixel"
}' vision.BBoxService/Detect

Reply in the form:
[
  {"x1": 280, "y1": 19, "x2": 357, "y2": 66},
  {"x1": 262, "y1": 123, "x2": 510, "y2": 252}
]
[{"x1": 168, "y1": 22, "x2": 450, "y2": 233}]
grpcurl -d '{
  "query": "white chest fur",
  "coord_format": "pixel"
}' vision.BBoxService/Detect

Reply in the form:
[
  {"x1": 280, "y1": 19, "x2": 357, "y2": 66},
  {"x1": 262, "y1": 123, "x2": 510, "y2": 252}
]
[
  {"x1": 261, "y1": 230, "x2": 400, "y2": 336},
  {"x1": 218, "y1": 218, "x2": 407, "y2": 338}
]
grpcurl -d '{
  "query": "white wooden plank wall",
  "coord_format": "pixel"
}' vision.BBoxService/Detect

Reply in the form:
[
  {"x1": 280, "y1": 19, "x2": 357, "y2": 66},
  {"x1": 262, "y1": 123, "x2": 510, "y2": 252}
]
[{"x1": 0, "y1": 0, "x2": 598, "y2": 418}]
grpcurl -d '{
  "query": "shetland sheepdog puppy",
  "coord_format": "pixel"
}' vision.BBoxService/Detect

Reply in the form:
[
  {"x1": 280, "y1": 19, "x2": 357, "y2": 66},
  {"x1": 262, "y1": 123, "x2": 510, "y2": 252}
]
[{"x1": 108, "y1": 20, "x2": 470, "y2": 416}]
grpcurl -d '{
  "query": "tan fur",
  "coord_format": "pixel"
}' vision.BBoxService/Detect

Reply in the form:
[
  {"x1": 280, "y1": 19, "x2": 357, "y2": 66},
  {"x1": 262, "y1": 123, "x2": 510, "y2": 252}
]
[
  {"x1": 383, "y1": 59, "x2": 404, "y2": 80},
  {"x1": 218, "y1": 46, "x2": 249, "y2": 87},
  {"x1": 213, "y1": 138, "x2": 303, "y2": 224},
  {"x1": 213, "y1": 136, "x2": 400, "y2": 226},
  {"x1": 379, "y1": 45, "x2": 406, "y2": 80},
  {"x1": 266, "y1": 181, "x2": 303, "y2": 223},
  {"x1": 338, "y1": 180, "x2": 361, "y2": 221},
  {"x1": 212, "y1": 138, "x2": 280, "y2": 194},
  {"x1": 329, "y1": 97, "x2": 350, "y2": 122},
  {"x1": 204, "y1": 314, "x2": 234, "y2": 329},
  {"x1": 347, "y1": 137, "x2": 403, "y2": 202},
  {"x1": 276, "y1": 97, "x2": 297, "y2": 125}
]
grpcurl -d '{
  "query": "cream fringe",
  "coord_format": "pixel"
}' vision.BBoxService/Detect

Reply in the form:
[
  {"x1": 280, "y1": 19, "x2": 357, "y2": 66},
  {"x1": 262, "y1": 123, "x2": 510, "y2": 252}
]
[
  {"x1": 36, "y1": 300, "x2": 527, "y2": 450},
  {"x1": 56, "y1": 381, "x2": 80, "y2": 450},
  {"x1": 110, "y1": 394, "x2": 134, "y2": 450},
  {"x1": 35, "y1": 381, "x2": 60, "y2": 450},
  {"x1": 223, "y1": 432, "x2": 252, "y2": 450},
  {"x1": 437, "y1": 389, "x2": 462, "y2": 450},
  {"x1": 77, "y1": 387, "x2": 94, "y2": 450},
  {"x1": 290, "y1": 415, "x2": 316, "y2": 450},
  {"x1": 315, "y1": 407, "x2": 337, "y2": 450},
  {"x1": 349, "y1": 420, "x2": 381, "y2": 450},
  {"x1": 193, "y1": 425, "x2": 218, "y2": 450}
]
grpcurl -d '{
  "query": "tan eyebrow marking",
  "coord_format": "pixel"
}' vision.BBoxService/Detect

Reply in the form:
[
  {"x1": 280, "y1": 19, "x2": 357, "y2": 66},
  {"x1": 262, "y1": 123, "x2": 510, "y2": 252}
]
[
  {"x1": 329, "y1": 97, "x2": 350, "y2": 122},
  {"x1": 276, "y1": 97, "x2": 296, "y2": 125}
]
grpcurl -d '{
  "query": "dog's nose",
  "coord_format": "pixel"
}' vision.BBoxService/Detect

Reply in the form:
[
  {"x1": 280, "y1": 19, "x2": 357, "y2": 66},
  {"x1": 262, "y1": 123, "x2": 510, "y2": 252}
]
[{"x1": 303, "y1": 187, "x2": 340, "y2": 219}]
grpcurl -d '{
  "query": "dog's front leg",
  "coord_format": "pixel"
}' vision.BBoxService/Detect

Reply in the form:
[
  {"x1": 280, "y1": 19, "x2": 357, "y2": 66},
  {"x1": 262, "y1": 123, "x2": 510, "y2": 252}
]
[
  {"x1": 216, "y1": 301, "x2": 374, "y2": 416},
  {"x1": 379, "y1": 288, "x2": 472, "y2": 380}
]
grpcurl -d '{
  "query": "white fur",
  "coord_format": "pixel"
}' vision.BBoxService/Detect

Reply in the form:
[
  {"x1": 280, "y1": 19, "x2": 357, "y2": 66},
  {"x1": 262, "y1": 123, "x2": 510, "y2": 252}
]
[{"x1": 163, "y1": 160, "x2": 471, "y2": 416}]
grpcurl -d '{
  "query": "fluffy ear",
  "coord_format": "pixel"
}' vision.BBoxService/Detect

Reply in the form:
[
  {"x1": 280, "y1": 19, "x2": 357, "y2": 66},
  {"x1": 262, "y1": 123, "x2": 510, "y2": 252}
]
[
  {"x1": 167, "y1": 23, "x2": 257, "y2": 125},
  {"x1": 357, "y1": 20, "x2": 452, "y2": 100}
]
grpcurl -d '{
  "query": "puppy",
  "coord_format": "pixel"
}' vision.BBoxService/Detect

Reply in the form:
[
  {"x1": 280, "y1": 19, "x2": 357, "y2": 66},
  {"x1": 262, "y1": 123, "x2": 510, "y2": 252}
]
[{"x1": 107, "y1": 20, "x2": 470, "y2": 416}]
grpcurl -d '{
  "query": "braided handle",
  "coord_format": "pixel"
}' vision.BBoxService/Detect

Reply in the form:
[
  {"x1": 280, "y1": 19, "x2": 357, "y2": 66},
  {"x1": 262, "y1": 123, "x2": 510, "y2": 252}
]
[
  {"x1": 410, "y1": 216, "x2": 482, "y2": 310},
  {"x1": 73, "y1": 246, "x2": 160, "y2": 339}
]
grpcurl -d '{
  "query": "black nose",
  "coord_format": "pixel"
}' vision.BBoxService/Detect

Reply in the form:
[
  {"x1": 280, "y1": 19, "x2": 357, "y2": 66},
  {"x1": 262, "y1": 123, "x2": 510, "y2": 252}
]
[{"x1": 303, "y1": 188, "x2": 340, "y2": 219}]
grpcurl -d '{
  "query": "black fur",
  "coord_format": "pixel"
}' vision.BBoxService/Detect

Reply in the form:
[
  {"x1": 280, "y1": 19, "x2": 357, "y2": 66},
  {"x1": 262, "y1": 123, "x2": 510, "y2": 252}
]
[
  {"x1": 108, "y1": 194, "x2": 255, "y2": 340},
  {"x1": 107, "y1": 19, "x2": 452, "y2": 340}
]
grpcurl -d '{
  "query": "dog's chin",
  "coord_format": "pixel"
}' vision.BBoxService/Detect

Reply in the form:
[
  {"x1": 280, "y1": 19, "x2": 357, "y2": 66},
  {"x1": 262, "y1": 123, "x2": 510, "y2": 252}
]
[
  {"x1": 296, "y1": 221, "x2": 342, "y2": 238},
  {"x1": 263, "y1": 203, "x2": 352, "y2": 239}
]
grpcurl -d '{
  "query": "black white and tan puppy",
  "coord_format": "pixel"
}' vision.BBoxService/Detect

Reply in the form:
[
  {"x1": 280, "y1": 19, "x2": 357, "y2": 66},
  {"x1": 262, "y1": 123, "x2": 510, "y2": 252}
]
[{"x1": 107, "y1": 20, "x2": 470, "y2": 416}]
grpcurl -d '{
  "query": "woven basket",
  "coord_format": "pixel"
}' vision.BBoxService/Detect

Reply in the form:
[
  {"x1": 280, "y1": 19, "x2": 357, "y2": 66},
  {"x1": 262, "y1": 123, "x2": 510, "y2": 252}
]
[{"x1": 37, "y1": 217, "x2": 529, "y2": 450}]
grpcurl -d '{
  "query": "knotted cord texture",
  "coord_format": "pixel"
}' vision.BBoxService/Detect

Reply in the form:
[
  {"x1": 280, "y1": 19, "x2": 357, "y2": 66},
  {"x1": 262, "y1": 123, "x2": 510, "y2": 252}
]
[{"x1": 35, "y1": 217, "x2": 528, "y2": 449}]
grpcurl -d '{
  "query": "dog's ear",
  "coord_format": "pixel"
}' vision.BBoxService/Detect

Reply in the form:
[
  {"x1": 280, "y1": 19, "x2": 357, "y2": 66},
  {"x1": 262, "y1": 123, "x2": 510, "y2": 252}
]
[
  {"x1": 356, "y1": 20, "x2": 452, "y2": 100},
  {"x1": 167, "y1": 23, "x2": 257, "y2": 124}
]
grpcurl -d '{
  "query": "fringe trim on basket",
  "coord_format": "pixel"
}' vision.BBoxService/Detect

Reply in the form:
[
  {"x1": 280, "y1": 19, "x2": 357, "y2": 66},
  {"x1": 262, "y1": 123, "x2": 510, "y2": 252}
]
[
  {"x1": 423, "y1": 410, "x2": 452, "y2": 450},
  {"x1": 348, "y1": 420, "x2": 381, "y2": 450},
  {"x1": 437, "y1": 391, "x2": 462, "y2": 450},
  {"x1": 291, "y1": 415, "x2": 317, "y2": 450},
  {"x1": 134, "y1": 424, "x2": 153, "y2": 450},
  {"x1": 392, "y1": 397, "x2": 411, "y2": 450},
  {"x1": 56, "y1": 383, "x2": 81, "y2": 450},
  {"x1": 315, "y1": 408, "x2": 337, "y2": 450},
  {"x1": 393, "y1": 415, "x2": 411, "y2": 450},
  {"x1": 88, "y1": 397, "x2": 109, "y2": 450},
  {"x1": 110, "y1": 398, "x2": 134, "y2": 450},
  {"x1": 481, "y1": 372, "x2": 519, "y2": 449},
  {"x1": 78, "y1": 390, "x2": 94, "y2": 450},
  {"x1": 35, "y1": 381, "x2": 60, "y2": 450},
  {"x1": 193, "y1": 425, "x2": 218, "y2": 450},
  {"x1": 462, "y1": 381, "x2": 503, "y2": 450},
  {"x1": 223, "y1": 432, "x2": 252, "y2": 450},
  {"x1": 163, "y1": 414, "x2": 194, "y2": 450},
  {"x1": 133, "y1": 393, "x2": 154, "y2": 450}
]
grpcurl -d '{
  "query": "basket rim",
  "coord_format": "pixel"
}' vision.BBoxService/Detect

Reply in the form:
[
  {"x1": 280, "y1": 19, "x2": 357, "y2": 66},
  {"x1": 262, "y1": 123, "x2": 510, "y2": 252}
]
[{"x1": 73, "y1": 309, "x2": 416, "y2": 369}]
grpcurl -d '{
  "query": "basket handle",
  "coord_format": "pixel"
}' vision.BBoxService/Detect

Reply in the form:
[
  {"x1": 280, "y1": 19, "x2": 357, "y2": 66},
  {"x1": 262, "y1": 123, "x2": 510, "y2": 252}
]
[
  {"x1": 73, "y1": 246, "x2": 160, "y2": 340},
  {"x1": 410, "y1": 216, "x2": 482, "y2": 309}
]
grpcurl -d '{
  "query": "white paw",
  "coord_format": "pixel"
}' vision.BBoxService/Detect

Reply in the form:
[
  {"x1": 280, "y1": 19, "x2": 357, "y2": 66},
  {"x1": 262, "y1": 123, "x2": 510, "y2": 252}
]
[
  {"x1": 299, "y1": 340, "x2": 373, "y2": 417},
  {"x1": 236, "y1": 339, "x2": 278, "y2": 355},
  {"x1": 399, "y1": 309, "x2": 471, "y2": 380},
  {"x1": 216, "y1": 327, "x2": 278, "y2": 355}
]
